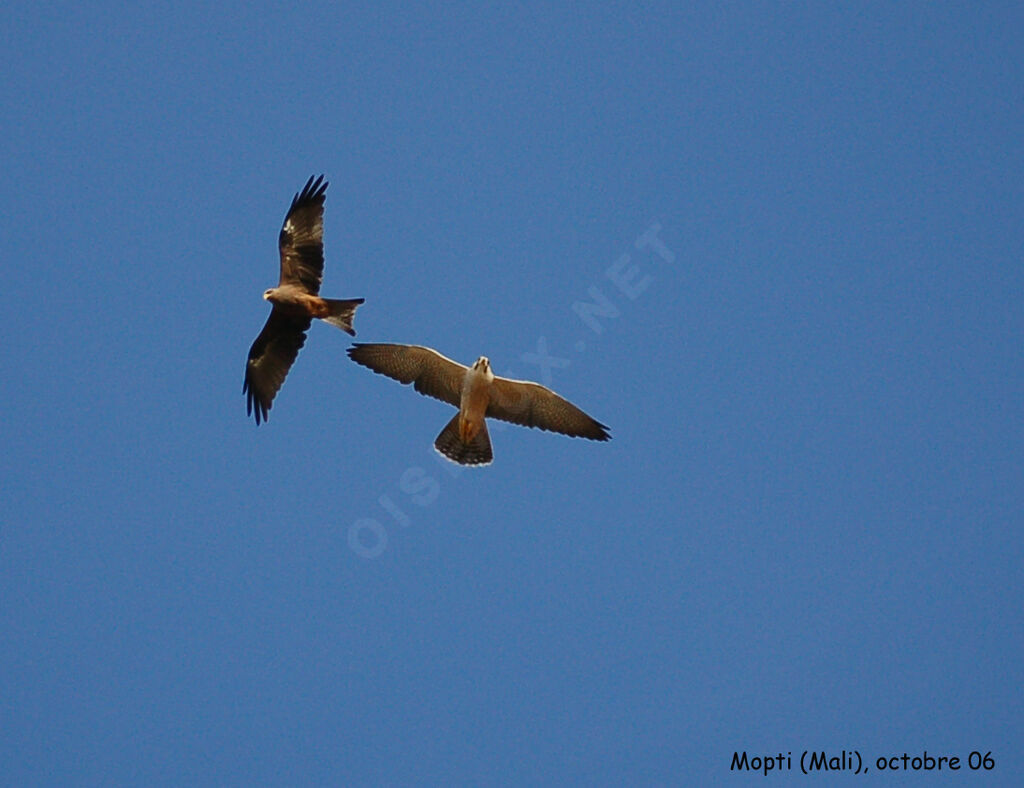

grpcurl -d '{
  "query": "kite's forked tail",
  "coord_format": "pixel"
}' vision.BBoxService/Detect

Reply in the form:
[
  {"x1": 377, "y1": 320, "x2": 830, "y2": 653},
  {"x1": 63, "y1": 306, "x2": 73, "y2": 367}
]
[
  {"x1": 435, "y1": 415, "x2": 493, "y2": 466},
  {"x1": 321, "y1": 298, "x2": 365, "y2": 336}
]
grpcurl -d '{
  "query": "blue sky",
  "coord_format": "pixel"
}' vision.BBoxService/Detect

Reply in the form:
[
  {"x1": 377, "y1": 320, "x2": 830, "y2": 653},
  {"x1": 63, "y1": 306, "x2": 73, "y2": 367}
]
[{"x1": 1, "y1": 2, "x2": 1021, "y2": 784}]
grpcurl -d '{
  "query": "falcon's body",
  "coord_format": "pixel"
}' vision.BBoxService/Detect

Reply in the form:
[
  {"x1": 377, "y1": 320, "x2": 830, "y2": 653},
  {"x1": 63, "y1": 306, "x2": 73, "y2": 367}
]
[
  {"x1": 244, "y1": 175, "x2": 364, "y2": 424},
  {"x1": 457, "y1": 357, "x2": 493, "y2": 444},
  {"x1": 347, "y1": 344, "x2": 610, "y2": 465}
]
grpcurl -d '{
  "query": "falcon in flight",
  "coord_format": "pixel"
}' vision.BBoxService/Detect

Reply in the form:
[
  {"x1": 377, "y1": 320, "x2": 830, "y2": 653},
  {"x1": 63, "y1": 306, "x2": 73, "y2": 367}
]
[
  {"x1": 347, "y1": 343, "x2": 610, "y2": 465},
  {"x1": 244, "y1": 175, "x2": 364, "y2": 424}
]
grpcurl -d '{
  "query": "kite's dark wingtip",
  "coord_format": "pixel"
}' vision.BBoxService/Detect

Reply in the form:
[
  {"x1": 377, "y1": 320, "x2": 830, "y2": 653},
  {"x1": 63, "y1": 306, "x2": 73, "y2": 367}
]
[{"x1": 290, "y1": 174, "x2": 328, "y2": 210}]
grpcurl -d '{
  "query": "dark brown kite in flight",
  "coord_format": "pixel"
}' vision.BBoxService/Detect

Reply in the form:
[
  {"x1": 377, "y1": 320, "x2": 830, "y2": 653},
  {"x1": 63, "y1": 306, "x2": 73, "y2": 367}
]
[
  {"x1": 244, "y1": 175, "x2": 364, "y2": 424},
  {"x1": 347, "y1": 343, "x2": 610, "y2": 465}
]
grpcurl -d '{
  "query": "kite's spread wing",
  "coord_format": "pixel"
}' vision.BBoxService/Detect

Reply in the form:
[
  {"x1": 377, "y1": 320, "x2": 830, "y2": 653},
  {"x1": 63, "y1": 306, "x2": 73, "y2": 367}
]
[
  {"x1": 278, "y1": 174, "x2": 327, "y2": 294},
  {"x1": 244, "y1": 309, "x2": 312, "y2": 424}
]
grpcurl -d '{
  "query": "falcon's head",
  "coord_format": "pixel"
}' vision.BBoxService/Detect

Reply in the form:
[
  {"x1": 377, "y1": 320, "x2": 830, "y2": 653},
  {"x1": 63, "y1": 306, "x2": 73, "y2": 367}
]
[{"x1": 472, "y1": 356, "x2": 494, "y2": 380}]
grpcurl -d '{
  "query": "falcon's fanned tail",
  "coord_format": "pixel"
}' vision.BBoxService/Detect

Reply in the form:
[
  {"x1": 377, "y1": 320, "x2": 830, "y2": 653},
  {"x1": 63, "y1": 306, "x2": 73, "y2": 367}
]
[
  {"x1": 321, "y1": 298, "x2": 365, "y2": 335},
  {"x1": 435, "y1": 415, "x2": 493, "y2": 466}
]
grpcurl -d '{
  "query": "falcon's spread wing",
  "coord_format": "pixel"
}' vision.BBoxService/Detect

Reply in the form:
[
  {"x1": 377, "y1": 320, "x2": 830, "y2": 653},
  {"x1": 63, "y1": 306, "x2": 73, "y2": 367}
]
[
  {"x1": 244, "y1": 310, "x2": 312, "y2": 424},
  {"x1": 488, "y1": 376, "x2": 610, "y2": 440},
  {"x1": 346, "y1": 344, "x2": 466, "y2": 407},
  {"x1": 278, "y1": 174, "x2": 328, "y2": 294}
]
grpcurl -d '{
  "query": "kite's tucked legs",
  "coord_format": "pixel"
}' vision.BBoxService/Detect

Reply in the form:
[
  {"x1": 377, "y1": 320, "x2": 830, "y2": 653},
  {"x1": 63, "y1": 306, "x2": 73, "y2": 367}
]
[{"x1": 299, "y1": 294, "x2": 330, "y2": 318}]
